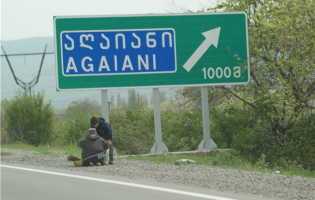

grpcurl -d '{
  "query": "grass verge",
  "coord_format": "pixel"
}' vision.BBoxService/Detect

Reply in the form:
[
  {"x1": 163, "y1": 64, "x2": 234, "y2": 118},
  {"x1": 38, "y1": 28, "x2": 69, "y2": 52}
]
[
  {"x1": 1, "y1": 143, "x2": 314, "y2": 178},
  {"x1": 120, "y1": 151, "x2": 315, "y2": 178},
  {"x1": 1, "y1": 142, "x2": 81, "y2": 157},
  {"x1": 1, "y1": 152, "x2": 13, "y2": 156}
]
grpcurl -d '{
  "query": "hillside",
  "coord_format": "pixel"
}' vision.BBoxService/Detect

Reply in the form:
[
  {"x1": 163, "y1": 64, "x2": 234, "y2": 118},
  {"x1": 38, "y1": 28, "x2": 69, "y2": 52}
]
[{"x1": 1, "y1": 37, "x2": 172, "y2": 108}]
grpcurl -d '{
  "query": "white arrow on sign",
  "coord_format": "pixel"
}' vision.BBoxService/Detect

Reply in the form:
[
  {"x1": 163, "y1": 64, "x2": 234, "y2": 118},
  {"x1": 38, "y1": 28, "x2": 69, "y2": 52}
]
[{"x1": 183, "y1": 27, "x2": 221, "y2": 72}]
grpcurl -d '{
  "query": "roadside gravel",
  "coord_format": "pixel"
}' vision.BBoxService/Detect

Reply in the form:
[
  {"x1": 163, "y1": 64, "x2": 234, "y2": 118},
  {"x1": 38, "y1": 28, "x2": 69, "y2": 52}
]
[{"x1": 1, "y1": 148, "x2": 314, "y2": 200}]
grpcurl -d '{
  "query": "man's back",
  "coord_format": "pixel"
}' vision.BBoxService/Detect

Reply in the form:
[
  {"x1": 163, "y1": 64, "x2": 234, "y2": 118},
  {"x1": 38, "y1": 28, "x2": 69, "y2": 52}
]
[{"x1": 78, "y1": 128, "x2": 108, "y2": 165}]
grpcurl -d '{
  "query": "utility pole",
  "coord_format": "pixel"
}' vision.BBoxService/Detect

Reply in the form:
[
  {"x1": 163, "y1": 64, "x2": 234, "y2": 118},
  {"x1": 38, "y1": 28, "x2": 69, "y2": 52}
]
[{"x1": 1, "y1": 45, "x2": 47, "y2": 94}]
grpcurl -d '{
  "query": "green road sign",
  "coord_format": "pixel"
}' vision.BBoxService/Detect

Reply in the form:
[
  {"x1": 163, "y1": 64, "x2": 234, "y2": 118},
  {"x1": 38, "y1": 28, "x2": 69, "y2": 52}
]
[{"x1": 54, "y1": 12, "x2": 249, "y2": 91}]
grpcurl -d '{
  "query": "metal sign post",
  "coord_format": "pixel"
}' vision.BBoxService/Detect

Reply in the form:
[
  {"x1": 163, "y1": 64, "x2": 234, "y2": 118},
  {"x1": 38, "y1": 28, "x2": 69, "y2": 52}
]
[
  {"x1": 101, "y1": 89, "x2": 118, "y2": 156},
  {"x1": 101, "y1": 90, "x2": 110, "y2": 124},
  {"x1": 151, "y1": 88, "x2": 168, "y2": 154},
  {"x1": 199, "y1": 86, "x2": 217, "y2": 150}
]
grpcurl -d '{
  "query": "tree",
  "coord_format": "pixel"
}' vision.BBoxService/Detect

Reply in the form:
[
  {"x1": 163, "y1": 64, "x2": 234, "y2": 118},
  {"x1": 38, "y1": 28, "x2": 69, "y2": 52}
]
[
  {"x1": 109, "y1": 106, "x2": 155, "y2": 154},
  {"x1": 117, "y1": 93, "x2": 126, "y2": 107},
  {"x1": 162, "y1": 106, "x2": 204, "y2": 151},
  {"x1": 110, "y1": 95, "x2": 115, "y2": 107},
  {"x1": 209, "y1": 0, "x2": 314, "y2": 167},
  {"x1": 150, "y1": 89, "x2": 167, "y2": 105},
  {"x1": 139, "y1": 93, "x2": 149, "y2": 106},
  {"x1": 63, "y1": 99, "x2": 101, "y2": 144},
  {"x1": 179, "y1": 0, "x2": 314, "y2": 168},
  {"x1": 2, "y1": 90, "x2": 54, "y2": 146},
  {"x1": 122, "y1": 97, "x2": 127, "y2": 107},
  {"x1": 117, "y1": 93, "x2": 122, "y2": 107},
  {"x1": 128, "y1": 89, "x2": 137, "y2": 109}
]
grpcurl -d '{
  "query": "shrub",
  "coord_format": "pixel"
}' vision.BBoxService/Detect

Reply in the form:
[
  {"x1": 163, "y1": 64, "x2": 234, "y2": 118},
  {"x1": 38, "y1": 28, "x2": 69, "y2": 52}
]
[
  {"x1": 1, "y1": 110, "x2": 11, "y2": 144},
  {"x1": 2, "y1": 90, "x2": 54, "y2": 146},
  {"x1": 62, "y1": 99, "x2": 101, "y2": 144},
  {"x1": 162, "y1": 107, "x2": 203, "y2": 152},
  {"x1": 110, "y1": 106, "x2": 155, "y2": 154},
  {"x1": 209, "y1": 102, "x2": 315, "y2": 171},
  {"x1": 283, "y1": 113, "x2": 315, "y2": 171}
]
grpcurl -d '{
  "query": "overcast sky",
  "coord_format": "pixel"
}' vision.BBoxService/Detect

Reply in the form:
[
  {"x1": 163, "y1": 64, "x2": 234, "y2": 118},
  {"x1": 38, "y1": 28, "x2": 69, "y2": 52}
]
[{"x1": 1, "y1": 0, "x2": 212, "y2": 41}]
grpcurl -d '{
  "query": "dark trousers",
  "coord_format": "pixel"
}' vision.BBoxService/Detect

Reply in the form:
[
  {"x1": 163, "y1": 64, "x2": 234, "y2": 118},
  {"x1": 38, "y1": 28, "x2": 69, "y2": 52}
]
[{"x1": 108, "y1": 145, "x2": 114, "y2": 161}]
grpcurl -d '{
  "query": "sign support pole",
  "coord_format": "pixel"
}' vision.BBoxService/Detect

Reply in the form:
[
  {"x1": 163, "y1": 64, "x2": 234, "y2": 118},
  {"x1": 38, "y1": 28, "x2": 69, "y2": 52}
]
[
  {"x1": 101, "y1": 90, "x2": 110, "y2": 123},
  {"x1": 101, "y1": 90, "x2": 117, "y2": 157},
  {"x1": 151, "y1": 88, "x2": 168, "y2": 154},
  {"x1": 198, "y1": 86, "x2": 217, "y2": 150}
]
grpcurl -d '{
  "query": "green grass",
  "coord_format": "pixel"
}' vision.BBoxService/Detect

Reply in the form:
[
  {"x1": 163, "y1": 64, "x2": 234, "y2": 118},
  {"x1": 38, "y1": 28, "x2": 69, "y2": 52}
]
[
  {"x1": 1, "y1": 143, "x2": 314, "y2": 178},
  {"x1": 1, "y1": 142, "x2": 81, "y2": 157},
  {"x1": 120, "y1": 151, "x2": 315, "y2": 178},
  {"x1": 1, "y1": 152, "x2": 13, "y2": 156}
]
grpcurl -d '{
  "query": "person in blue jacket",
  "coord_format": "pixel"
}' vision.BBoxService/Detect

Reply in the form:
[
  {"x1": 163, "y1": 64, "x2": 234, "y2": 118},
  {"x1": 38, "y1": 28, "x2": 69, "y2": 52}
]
[{"x1": 90, "y1": 116, "x2": 114, "y2": 164}]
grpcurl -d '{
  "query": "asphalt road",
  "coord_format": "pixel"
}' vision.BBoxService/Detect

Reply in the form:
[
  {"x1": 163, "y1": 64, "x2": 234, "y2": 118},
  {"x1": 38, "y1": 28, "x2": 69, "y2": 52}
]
[{"x1": 1, "y1": 164, "x2": 275, "y2": 200}]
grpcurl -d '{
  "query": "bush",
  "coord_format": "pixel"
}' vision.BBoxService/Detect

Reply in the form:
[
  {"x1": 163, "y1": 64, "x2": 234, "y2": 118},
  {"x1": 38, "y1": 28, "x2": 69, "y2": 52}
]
[
  {"x1": 162, "y1": 107, "x2": 203, "y2": 152},
  {"x1": 110, "y1": 106, "x2": 155, "y2": 154},
  {"x1": 209, "y1": 102, "x2": 315, "y2": 171},
  {"x1": 283, "y1": 113, "x2": 315, "y2": 171},
  {"x1": 62, "y1": 99, "x2": 101, "y2": 144},
  {"x1": 1, "y1": 110, "x2": 10, "y2": 144},
  {"x1": 210, "y1": 106, "x2": 258, "y2": 149},
  {"x1": 2, "y1": 90, "x2": 54, "y2": 146}
]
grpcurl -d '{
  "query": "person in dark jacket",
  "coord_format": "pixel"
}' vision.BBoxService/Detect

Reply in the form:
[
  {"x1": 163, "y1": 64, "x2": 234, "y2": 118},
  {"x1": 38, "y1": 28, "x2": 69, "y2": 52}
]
[
  {"x1": 90, "y1": 116, "x2": 114, "y2": 164},
  {"x1": 77, "y1": 128, "x2": 108, "y2": 166}
]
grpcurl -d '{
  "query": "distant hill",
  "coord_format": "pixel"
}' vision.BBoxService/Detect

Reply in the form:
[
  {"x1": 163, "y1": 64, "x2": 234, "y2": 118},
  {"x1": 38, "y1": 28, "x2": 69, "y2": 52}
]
[
  {"x1": 1, "y1": 37, "x2": 55, "y2": 54},
  {"x1": 1, "y1": 37, "x2": 175, "y2": 108}
]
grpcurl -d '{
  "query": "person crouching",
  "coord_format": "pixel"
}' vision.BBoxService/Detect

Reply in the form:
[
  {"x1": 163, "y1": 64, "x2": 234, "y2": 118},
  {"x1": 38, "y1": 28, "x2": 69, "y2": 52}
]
[{"x1": 77, "y1": 128, "x2": 108, "y2": 166}]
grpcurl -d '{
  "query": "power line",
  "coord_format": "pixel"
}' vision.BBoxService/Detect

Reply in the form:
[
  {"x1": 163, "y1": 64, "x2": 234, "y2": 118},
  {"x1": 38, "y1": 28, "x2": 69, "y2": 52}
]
[
  {"x1": 0, "y1": 52, "x2": 54, "y2": 57},
  {"x1": 1, "y1": 45, "x2": 48, "y2": 94}
]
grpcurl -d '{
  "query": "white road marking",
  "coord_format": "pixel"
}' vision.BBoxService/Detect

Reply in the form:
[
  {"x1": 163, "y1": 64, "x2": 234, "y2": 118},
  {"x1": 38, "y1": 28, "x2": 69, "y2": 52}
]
[{"x1": 1, "y1": 164, "x2": 237, "y2": 200}]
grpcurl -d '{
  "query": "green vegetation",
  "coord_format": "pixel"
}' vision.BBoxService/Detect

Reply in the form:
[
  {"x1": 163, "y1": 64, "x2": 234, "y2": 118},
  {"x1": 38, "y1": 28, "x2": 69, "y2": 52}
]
[
  {"x1": 1, "y1": 142, "x2": 81, "y2": 157},
  {"x1": 62, "y1": 99, "x2": 101, "y2": 145},
  {"x1": 2, "y1": 90, "x2": 54, "y2": 146},
  {"x1": 1, "y1": 142, "x2": 313, "y2": 178},
  {"x1": 1, "y1": 0, "x2": 314, "y2": 179},
  {"x1": 1, "y1": 152, "x2": 13, "y2": 156},
  {"x1": 122, "y1": 151, "x2": 314, "y2": 178},
  {"x1": 182, "y1": 0, "x2": 315, "y2": 171}
]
